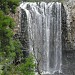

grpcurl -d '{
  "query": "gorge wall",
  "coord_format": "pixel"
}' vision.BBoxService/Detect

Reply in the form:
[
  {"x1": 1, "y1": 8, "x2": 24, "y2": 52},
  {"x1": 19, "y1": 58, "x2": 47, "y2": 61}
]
[
  {"x1": 12, "y1": 1, "x2": 75, "y2": 75},
  {"x1": 63, "y1": 0, "x2": 75, "y2": 50}
]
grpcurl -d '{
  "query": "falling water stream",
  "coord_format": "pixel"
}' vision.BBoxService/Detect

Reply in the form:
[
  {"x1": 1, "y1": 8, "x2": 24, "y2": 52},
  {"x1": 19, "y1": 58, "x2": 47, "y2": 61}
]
[{"x1": 20, "y1": 2, "x2": 62, "y2": 74}]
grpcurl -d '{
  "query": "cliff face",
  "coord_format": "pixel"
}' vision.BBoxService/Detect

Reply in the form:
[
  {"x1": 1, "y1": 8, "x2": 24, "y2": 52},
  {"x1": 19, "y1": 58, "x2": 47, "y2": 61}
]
[
  {"x1": 13, "y1": 0, "x2": 75, "y2": 50},
  {"x1": 63, "y1": 0, "x2": 75, "y2": 50}
]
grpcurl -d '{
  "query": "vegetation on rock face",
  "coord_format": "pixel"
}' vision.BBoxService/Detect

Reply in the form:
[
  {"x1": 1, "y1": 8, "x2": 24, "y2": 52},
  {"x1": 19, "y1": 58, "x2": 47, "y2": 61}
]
[{"x1": 0, "y1": 0, "x2": 35, "y2": 75}]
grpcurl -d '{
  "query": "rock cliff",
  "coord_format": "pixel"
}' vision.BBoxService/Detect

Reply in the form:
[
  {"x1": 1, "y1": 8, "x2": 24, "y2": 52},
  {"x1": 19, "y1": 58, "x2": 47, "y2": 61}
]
[
  {"x1": 13, "y1": 0, "x2": 75, "y2": 50},
  {"x1": 63, "y1": 0, "x2": 75, "y2": 50}
]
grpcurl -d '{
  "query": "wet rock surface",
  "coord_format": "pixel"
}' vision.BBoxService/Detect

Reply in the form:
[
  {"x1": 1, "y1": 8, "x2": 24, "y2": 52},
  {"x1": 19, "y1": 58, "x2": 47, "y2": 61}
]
[{"x1": 62, "y1": 50, "x2": 75, "y2": 75}]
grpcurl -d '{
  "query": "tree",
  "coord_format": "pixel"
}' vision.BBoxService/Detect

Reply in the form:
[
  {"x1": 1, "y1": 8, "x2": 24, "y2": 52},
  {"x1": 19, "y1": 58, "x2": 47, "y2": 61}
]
[
  {"x1": 0, "y1": 10, "x2": 20, "y2": 75},
  {"x1": 16, "y1": 54, "x2": 35, "y2": 75},
  {"x1": 0, "y1": 0, "x2": 35, "y2": 75},
  {"x1": 0, "y1": 0, "x2": 20, "y2": 14}
]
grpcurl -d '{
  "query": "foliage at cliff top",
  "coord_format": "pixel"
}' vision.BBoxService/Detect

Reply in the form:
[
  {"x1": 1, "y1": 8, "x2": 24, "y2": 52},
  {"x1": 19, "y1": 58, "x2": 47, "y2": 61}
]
[{"x1": 0, "y1": 0, "x2": 20, "y2": 14}]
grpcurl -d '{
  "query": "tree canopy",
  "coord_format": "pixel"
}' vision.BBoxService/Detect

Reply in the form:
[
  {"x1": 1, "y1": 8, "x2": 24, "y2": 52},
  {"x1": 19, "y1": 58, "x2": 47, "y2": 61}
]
[
  {"x1": 0, "y1": 0, "x2": 20, "y2": 14},
  {"x1": 0, "y1": 0, "x2": 35, "y2": 75}
]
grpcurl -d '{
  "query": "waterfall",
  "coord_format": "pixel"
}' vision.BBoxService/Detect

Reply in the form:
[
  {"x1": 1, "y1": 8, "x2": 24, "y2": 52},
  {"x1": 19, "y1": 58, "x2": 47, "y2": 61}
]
[{"x1": 20, "y1": 2, "x2": 62, "y2": 74}]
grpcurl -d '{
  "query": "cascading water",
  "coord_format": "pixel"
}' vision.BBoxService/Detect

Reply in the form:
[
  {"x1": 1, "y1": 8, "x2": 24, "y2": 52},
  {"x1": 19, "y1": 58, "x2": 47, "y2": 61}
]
[{"x1": 20, "y1": 2, "x2": 62, "y2": 74}]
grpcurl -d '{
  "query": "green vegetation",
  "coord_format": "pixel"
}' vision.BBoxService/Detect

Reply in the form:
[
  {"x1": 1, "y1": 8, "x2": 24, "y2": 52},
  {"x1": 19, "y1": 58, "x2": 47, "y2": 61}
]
[
  {"x1": 16, "y1": 54, "x2": 35, "y2": 75},
  {"x1": 0, "y1": 0, "x2": 35, "y2": 75},
  {"x1": 0, "y1": 0, "x2": 20, "y2": 14}
]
